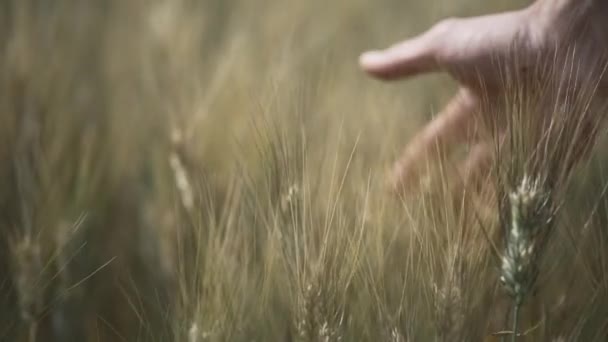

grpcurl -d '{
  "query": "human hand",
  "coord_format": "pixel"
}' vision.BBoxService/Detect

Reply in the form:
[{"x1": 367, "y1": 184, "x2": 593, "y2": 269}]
[{"x1": 361, "y1": 0, "x2": 608, "y2": 192}]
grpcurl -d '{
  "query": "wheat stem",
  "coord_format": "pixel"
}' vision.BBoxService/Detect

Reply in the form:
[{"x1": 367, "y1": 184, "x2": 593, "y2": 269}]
[
  {"x1": 28, "y1": 321, "x2": 37, "y2": 342},
  {"x1": 511, "y1": 301, "x2": 521, "y2": 342}
]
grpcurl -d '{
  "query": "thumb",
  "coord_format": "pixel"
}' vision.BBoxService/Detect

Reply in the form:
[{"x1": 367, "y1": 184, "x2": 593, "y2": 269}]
[{"x1": 360, "y1": 20, "x2": 453, "y2": 80}]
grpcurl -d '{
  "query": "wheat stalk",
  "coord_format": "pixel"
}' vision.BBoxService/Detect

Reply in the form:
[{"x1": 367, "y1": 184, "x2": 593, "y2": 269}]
[{"x1": 10, "y1": 234, "x2": 42, "y2": 342}]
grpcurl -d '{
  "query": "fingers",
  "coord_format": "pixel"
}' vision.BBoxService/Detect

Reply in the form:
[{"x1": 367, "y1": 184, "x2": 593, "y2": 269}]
[
  {"x1": 390, "y1": 88, "x2": 479, "y2": 193},
  {"x1": 447, "y1": 141, "x2": 496, "y2": 220},
  {"x1": 457, "y1": 141, "x2": 493, "y2": 188},
  {"x1": 360, "y1": 19, "x2": 455, "y2": 80}
]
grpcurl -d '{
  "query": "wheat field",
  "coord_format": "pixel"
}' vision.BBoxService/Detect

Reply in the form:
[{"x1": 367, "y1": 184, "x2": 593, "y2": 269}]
[{"x1": 2, "y1": 0, "x2": 608, "y2": 341}]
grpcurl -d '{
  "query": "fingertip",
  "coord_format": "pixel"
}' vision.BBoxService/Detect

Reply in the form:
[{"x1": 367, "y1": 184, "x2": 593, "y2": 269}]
[
  {"x1": 360, "y1": 40, "x2": 440, "y2": 80},
  {"x1": 385, "y1": 164, "x2": 403, "y2": 195},
  {"x1": 387, "y1": 158, "x2": 416, "y2": 195},
  {"x1": 359, "y1": 50, "x2": 399, "y2": 80},
  {"x1": 359, "y1": 51, "x2": 384, "y2": 70}
]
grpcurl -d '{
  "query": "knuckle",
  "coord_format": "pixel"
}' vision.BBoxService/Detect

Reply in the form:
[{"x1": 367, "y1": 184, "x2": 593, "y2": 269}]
[
  {"x1": 428, "y1": 17, "x2": 461, "y2": 64},
  {"x1": 431, "y1": 17, "x2": 460, "y2": 36}
]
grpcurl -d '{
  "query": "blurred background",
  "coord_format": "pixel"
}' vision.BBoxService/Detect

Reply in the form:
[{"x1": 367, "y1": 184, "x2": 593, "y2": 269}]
[{"x1": 8, "y1": 1, "x2": 608, "y2": 341}]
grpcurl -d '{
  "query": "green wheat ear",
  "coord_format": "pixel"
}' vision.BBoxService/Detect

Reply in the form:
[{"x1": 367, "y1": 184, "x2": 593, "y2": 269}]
[{"x1": 500, "y1": 174, "x2": 553, "y2": 341}]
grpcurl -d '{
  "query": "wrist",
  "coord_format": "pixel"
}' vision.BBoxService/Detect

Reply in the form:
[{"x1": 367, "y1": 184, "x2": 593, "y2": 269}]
[
  {"x1": 532, "y1": 0, "x2": 595, "y2": 15},
  {"x1": 527, "y1": 0, "x2": 601, "y2": 43}
]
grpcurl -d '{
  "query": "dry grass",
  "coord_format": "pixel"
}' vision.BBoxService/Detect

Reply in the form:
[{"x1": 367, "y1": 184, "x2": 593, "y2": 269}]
[{"x1": 2, "y1": 0, "x2": 608, "y2": 341}]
